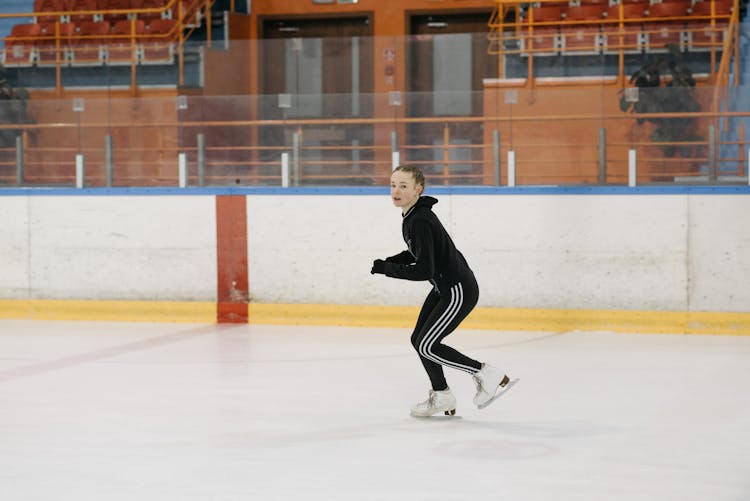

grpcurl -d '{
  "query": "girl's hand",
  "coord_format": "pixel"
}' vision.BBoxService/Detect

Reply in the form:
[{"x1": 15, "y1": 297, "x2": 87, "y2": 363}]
[{"x1": 371, "y1": 259, "x2": 386, "y2": 275}]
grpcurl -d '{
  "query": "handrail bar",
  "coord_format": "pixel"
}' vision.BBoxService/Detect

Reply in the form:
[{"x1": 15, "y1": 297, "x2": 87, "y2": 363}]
[
  {"x1": 0, "y1": 110, "x2": 749, "y2": 131},
  {"x1": 0, "y1": 0, "x2": 189, "y2": 22}
]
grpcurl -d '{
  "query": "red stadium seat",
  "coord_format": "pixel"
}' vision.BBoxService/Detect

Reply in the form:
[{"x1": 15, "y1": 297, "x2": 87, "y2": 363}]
[
  {"x1": 108, "y1": 19, "x2": 146, "y2": 64},
  {"x1": 521, "y1": 4, "x2": 565, "y2": 56},
  {"x1": 101, "y1": 0, "x2": 135, "y2": 23},
  {"x1": 690, "y1": 0, "x2": 733, "y2": 16},
  {"x1": 531, "y1": 4, "x2": 567, "y2": 22},
  {"x1": 134, "y1": 0, "x2": 169, "y2": 22},
  {"x1": 4, "y1": 23, "x2": 43, "y2": 66},
  {"x1": 36, "y1": 22, "x2": 75, "y2": 65},
  {"x1": 647, "y1": 0, "x2": 692, "y2": 17},
  {"x1": 602, "y1": 2, "x2": 648, "y2": 53},
  {"x1": 70, "y1": 0, "x2": 102, "y2": 22},
  {"x1": 34, "y1": 0, "x2": 67, "y2": 23},
  {"x1": 687, "y1": 22, "x2": 729, "y2": 50},
  {"x1": 644, "y1": 1, "x2": 691, "y2": 52},
  {"x1": 687, "y1": 1, "x2": 732, "y2": 51},
  {"x1": 146, "y1": 17, "x2": 178, "y2": 35},
  {"x1": 70, "y1": 21, "x2": 111, "y2": 65},
  {"x1": 562, "y1": 5, "x2": 606, "y2": 54},
  {"x1": 142, "y1": 18, "x2": 177, "y2": 63}
]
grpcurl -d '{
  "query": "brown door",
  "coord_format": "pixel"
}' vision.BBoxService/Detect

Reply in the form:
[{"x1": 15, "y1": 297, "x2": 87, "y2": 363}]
[
  {"x1": 258, "y1": 16, "x2": 374, "y2": 184},
  {"x1": 407, "y1": 12, "x2": 496, "y2": 184},
  {"x1": 261, "y1": 16, "x2": 373, "y2": 116}
]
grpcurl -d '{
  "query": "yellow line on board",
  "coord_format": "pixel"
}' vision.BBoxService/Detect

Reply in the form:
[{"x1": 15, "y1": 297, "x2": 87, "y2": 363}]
[
  {"x1": 1, "y1": 300, "x2": 749, "y2": 335},
  {"x1": 463, "y1": 308, "x2": 750, "y2": 335},
  {"x1": 0, "y1": 300, "x2": 215, "y2": 324},
  {"x1": 247, "y1": 304, "x2": 750, "y2": 336},
  {"x1": 248, "y1": 303, "x2": 420, "y2": 328}
]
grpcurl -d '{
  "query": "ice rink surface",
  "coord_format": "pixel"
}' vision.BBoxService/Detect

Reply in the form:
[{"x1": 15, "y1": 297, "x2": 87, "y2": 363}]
[{"x1": 1, "y1": 319, "x2": 749, "y2": 501}]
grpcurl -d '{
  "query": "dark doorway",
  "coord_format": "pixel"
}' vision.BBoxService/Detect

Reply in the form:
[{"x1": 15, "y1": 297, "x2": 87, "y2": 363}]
[
  {"x1": 407, "y1": 11, "x2": 496, "y2": 184},
  {"x1": 258, "y1": 16, "x2": 375, "y2": 184}
]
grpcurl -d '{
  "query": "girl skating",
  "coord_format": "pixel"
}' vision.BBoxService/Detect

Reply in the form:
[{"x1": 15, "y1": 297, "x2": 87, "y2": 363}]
[{"x1": 371, "y1": 165, "x2": 518, "y2": 417}]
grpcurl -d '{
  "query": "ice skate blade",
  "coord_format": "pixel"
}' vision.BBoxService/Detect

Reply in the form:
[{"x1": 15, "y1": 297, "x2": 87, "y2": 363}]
[
  {"x1": 411, "y1": 413, "x2": 463, "y2": 421},
  {"x1": 477, "y1": 377, "x2": 519, "y2": 410},
  {"x1": 410, "y1": 408, "x2": 458, "y2": 418}
]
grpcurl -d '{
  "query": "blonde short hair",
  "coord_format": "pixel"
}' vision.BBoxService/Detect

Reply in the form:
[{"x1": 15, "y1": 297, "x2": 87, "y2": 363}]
[{"x1": 393, "y1": 165, "x2": 425, "y2": 188}]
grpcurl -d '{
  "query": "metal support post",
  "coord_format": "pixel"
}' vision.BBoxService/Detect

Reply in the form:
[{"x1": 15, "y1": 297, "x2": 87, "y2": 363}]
[
  {"x1": 507, "y1": 150, "x2": 516, "y2": 187},
  {"x1": 628, "y1": 149, "x2": 637, "y2": 187},
  {"x1": 493, "y1": 130, "x2": 501, "y2": 186},
  {"x1": 281, "y1": 153, "x2": 290, "y2": 188},
  {"x1": 197, "y1": 133, "x2": 206, "y2": 187},
  {"x1": 598, "y1": 128, "x2": 607, "y2": 184},
  {"x1": 292, "y1": 132, "x2": 300, "y2": 186},
  {"x1": 708, "y1": 124, "x2": 717, "y2": 183},
  {"x1": 15, "y1": 136, "x2": 24, "y2": 186},
  {"x1": 105, "y1": 135, "x2": 113, "y2": 187},
  {"x1": 391, "y1": 130, "x2": 399, "y2": 170},
  {"x1": 178, "y1": 152, "x2": 187, "y2": 188},
  {"x1": 76, "y1": 154, "x2": 85, "y2": 188}
]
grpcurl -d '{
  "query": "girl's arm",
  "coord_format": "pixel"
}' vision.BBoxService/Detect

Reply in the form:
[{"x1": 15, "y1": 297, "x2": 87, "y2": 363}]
[
  {"x1": 385, "y1": 250, "x2": 413, "y2": 264},
  {"x1": 382, "y1": 221, "x2": 435, "y2": 281}
]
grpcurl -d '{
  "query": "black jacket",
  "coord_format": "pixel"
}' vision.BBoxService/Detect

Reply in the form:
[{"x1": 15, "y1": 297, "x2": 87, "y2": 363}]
[{"x1": 383, "y1": 196, "x2": 473, "y2": 292}]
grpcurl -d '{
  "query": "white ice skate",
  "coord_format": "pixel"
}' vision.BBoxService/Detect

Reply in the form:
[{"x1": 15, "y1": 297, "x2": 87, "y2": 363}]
[
  {"x1": 410, "y1": 388, "x2": 457, "y2": 417},
  {"x1": 473, "y1": 364, "x2": 519, "y2": 410}
]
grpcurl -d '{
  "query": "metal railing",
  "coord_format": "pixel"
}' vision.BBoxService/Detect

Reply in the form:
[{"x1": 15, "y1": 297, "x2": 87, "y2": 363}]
[{"x1": 0, "y1": 91, "x2": 747, "y2": 188}]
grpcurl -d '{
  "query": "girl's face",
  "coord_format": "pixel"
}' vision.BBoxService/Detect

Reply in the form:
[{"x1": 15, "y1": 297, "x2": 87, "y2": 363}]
[{"x1": 390, "y1": 170, "x2": 423, "y2": 212}]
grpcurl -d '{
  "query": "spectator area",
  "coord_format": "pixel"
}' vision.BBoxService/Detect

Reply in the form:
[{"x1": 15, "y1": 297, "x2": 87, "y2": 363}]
[
  {"x1": 514, "y1": 0, "x2": 736, "y2": 55},
  {"x1": 489, "y1": 0, "x2": 742, "y2": 78},
  {"x1": 1, "y1": 0, "x2": 207, "y2": 67}
]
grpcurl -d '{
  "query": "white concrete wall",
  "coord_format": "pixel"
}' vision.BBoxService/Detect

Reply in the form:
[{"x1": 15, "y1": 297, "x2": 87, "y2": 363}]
[
  {"x1": 1, "y1": 193, "x2": 748, "y2": 312},
  {"x1": 451, "y1": 195, "x2": 689, "y2": 310},
  {"x1": 246, "y1": 194, "x2": 750, "y2": 312},
  {"x1": 0, "y1": 197, "x2": 30, "y2": 299},
  {"x1": 688, "y1": 196, "x2": 750, "y2": 311},
  {"x1": 0, "y1": 196, "x2": 217, "y2": 301}
]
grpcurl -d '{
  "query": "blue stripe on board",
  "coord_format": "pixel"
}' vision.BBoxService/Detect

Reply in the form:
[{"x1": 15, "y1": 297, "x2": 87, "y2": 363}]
[{"x1": 0, "y1": 185, "x2": 749, "y2": 196}]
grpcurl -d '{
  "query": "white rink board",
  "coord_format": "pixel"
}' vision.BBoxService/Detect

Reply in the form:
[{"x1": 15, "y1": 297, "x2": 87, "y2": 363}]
[
  {"x1": 1, "y1": 196, "x2": 217, "y2": 301},
  {"x1": 450, "y1": 195, "x2": 688, "y2": 310},
  {"x1": 0, "y1": 198, "x2": 31, "y2": 298},
  {"x1": 687, "y1": 195, "x2": 750, "y2": 311},
  {"x1": 247, "y1": 193, "x2": 749, "y2": 312},
  {"x1": 246, "y1": 195, "x2": 430, "y2": 306},
  {"x1": 1, "y1": 192, "x2": 749, "y2": 312}
]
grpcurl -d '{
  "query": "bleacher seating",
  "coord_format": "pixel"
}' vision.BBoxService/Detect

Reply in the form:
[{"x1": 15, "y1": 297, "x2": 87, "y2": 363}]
[
  {"x1": 108, "y1": 18, "x2": 145, "y2": 64},
  {"x1": 104, "y1": 0, "x2": 138, "y2": 23},
  {"x1": 562, "y1": 5, "x2": 606, "y2": 54},
  {"x1": 689, "y1": 0, "x2": 734, "y2": 50},
  {"x1": 37, "y1": 21, "x2": 74, "y2": 65},
  {"x1": 33, "y1": 0, "x2": 63, "y2": 23},
  {"x1": 644, "y1": 0, "x2": 692, "y2": 51},
  {"x1": 1, "y1": 0, "x2": 202, "y2": 67},
  {"x1": 602, "y1": 2, "x2": 649, "y2": 53},
  {"x1": 69, "y1": 20, "x2": 111, "y2": 65},
  {"x1": 69, "y1": 0, "x2": 102, "y2": 22},
  {"x1": 137, "y1": 0, "x2": 169, "y2": 22},
  {"x1": 514, "y1": 0, "x2": 735, "y2": 57},
  {"x1": 522, "y1": 3, "x2": 566, "y2": 55},
  {"x1": 4, "y1": 23, "x2": 42, "y2": 66},
  {"x1": 141, "y1": 17, "x2": 177, "y2": 63}
]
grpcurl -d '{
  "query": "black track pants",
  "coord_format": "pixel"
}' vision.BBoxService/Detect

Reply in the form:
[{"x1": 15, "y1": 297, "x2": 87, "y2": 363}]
[{"x1": 410, "y1": 276, "x2": 481, "y2": 391}]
